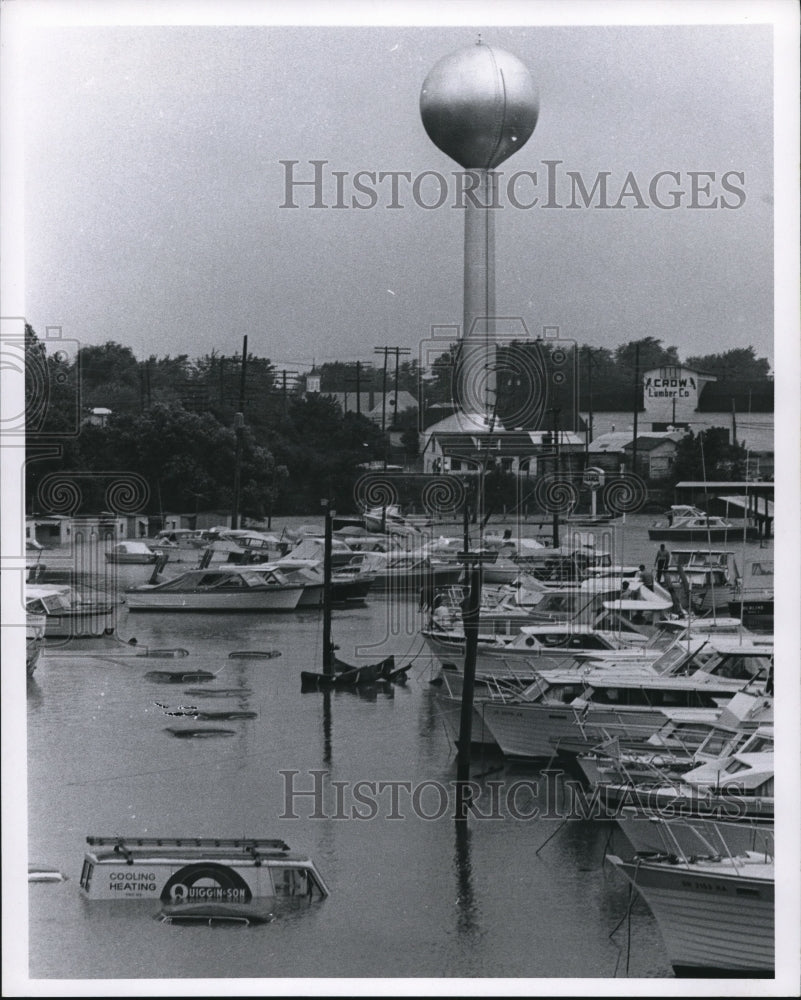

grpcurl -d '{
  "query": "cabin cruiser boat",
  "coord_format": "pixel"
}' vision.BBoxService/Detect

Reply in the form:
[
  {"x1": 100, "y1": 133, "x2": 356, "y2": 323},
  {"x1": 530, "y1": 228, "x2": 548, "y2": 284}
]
[
  {"x1": 202, "y1": 529, "x2": 286, "y2": 565},
  {"x1": 105, "y1": 540, "x2": 165, "y2": 565},
  {"x1": 577, "y1": 695, "x2": 773, "y2": 811},
  {"x1": 362, "y1": 504, "x2": 430, "y2": 537},
  {"x1": 125, "y1": 565, "x2": 307, "y2": 611},
  {"x1": 608, "y1": 819, "x2": 773, "y2": 977},
  {"x1": 26, "y1": 584, "x2": 119, "y2": 638},
  {"x1": 351, "y1": 548, "x2": 464, "y2": 594},
  {"x1": 728, "y1": 560, "x2": 774, "y2": 630},
  {"x1": 273, "y1": 557, "x2": 373, "y2": 607},
  {"x1": 425, "y1": 583, "x2": 550, "y2": 637},
  {"x1": 153, "y1": 528, "x2": 207, "y2": 549},
  {"x1": 660, "y1": 548, "x2": 741, "y2": 616},
  {"x1": 649, "y1": 505, "x2": 760, "y2": 542},
  {"x1": 475, "y1": 638, "x2": 772, "y2": 762},
  {"x1": 423, "y1": 622, "x2": 651, "y2": 687},
  {"x1": 79, "y1": 836, "x2": 329, "y2": 902}
]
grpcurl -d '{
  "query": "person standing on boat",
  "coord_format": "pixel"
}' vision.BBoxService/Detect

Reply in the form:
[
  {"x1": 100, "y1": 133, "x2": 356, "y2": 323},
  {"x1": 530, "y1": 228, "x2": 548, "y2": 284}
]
[{"x1": 654, "y1": 544, "x2": 670, "y2": 584}]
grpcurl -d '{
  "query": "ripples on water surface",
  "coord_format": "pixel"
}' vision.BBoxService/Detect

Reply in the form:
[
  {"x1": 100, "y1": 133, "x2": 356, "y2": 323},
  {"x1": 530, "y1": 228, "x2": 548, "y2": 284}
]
[{"x1": 24, "y1": 518, "x2": 774, "y2": 983}]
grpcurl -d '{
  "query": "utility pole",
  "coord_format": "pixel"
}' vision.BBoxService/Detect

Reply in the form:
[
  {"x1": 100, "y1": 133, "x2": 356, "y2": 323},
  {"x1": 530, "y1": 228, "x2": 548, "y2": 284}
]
[
  {"x1": 231, "y1": 336, "x2": 248, "y2": 530},
  {"x1": 584, "y1": 346, "x2": 594, "y2": 456},
  {"x1": 392, "y1": 347, "x2": 411, "y2": 426},
  {"x1": 551, "y1": 405, "x2": 561, "y2": 549},
  {"x1": 322, "y1": 499, "x2": 334, "y2": 676},
  {"x1": 631, "y1": 342, "x2": 640, "y2": 476},
  {"x1": 454, "y1": 500, "x2": 492, "y2": 824},
  {"x1": 375, "y1": 345, "x2": 411, "y2": 468},
  {"x1": 278, "y1": 370, "x2": 298, "y2": 414},
  {"x1": 345, "y1": 361, "x2": 369, "y2": 417}
]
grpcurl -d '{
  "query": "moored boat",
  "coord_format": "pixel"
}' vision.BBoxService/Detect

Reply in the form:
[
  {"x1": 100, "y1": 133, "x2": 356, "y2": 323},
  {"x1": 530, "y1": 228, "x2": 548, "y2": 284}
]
[
  {"x1": 728, "y1": 560, "x2": 774, "y2": 630},
  {"x1": 26, "y1": 584, "x2": 118, "y2": 639},
  {"x1": 105, "y1": 540, "x2": 165, "y2": 565},
  {"x1": 608, "y1": 829, "x2": 774, "y2": 976},
  {"x1": 125, "y1": 565, "x2": 307, "y2": 612},
  {"x1": 648, "y1": 505, "x2": 760, "y2": 542}
]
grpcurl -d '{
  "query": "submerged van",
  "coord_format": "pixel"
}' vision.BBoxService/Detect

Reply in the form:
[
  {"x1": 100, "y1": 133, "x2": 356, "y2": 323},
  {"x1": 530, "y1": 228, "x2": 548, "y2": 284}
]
[{"x1": 79, "y1": 836, "x2": 329, "y2": 903}]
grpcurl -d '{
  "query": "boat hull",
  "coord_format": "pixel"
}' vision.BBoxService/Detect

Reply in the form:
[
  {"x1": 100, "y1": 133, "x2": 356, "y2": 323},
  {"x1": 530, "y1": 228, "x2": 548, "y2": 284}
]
[
  {"x1": 431, "y1": 689, "x2": 501, "y2": 750},
  {"x1": 728, "y1": 598, "x2": 774, "y2": 630},
  {"x1": 105, "y1": 553, "x2": 159, "y2": 565},
  {"x1": 126, "y1": 587, "x2": 305, "y2": 612},
  {"x1": 609, "y1": 854, "x2": 774, "y2": 976},
  {"x1": 480, "y1": 701, "x2": 678, "y2": 761},
  {"x1": 648, "y1": 526, "x2": 760, "y2": 542}
]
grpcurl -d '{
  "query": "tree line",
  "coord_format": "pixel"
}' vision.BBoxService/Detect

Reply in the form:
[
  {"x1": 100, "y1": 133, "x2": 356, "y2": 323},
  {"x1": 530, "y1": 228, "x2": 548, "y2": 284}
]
[{"x1": 24, "y1": 324, "x2": 771, "y2": 519}]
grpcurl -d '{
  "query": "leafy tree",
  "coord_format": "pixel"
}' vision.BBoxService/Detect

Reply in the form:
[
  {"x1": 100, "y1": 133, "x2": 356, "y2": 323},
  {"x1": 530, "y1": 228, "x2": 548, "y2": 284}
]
[
  {"x1": 685, "y1": 346, "x2": 771, "y2": 381},
  {"x1": 672, "y1": 427, "x2": 747, "y2": 482}
]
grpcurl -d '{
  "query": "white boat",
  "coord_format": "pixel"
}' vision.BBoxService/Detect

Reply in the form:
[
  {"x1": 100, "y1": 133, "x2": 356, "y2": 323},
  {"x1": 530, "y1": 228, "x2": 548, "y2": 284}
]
[
  {"x1": 125, "y1": 565, "x2": 307, "y2": 611},
  {"x1": 201, "y1": 529, "x2": 286, "y2": 565},
  {"x1": 352, "y1": 549, "x2": 464, "y2": 593},
  {"x1": 608, "y1": 824, "x2": 773, "y2": 976},
  {"x1": 26, "y1": 584, "x2": 118, "y2": 638},
  {"x1": 578, "y1": 698, "x2": 774, "y2": 823},
  {"x1": 273, "y1": 557, "x2": 374, "y2": 607},
  {"x1": 477, "y1": 638, "x2": 772, "y2": 761},
  {"x1": 423, "y1": 623, "x2": 650, "y2": 686},
  {"x1": 153, "y1": 528, "x2": 208, "y2": 549},
  {"x1": 728, "y1": 560, "x2": 774, "y2": 630},
  {"x1": 649, "y1": 505, "x2": 760, "y2": 542},
  {"x1": 362, "y1": 504, "x2": 429, "y2": 537},
  {"x1": 79, "y1": 835, "x2": 329, "y2": 902},
  {"x1": 105, "y1": 540, "x2": 165, "y2": 565}
]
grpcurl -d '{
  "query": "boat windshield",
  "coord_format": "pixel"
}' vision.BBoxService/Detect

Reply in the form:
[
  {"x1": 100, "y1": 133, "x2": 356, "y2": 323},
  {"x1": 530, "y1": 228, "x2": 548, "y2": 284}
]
[{"x1": 700, "y1": 653, "x2": 771, "y2": 681}]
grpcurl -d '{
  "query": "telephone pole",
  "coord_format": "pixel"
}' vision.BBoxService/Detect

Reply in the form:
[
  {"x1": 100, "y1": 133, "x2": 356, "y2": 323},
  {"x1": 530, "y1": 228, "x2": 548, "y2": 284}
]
[
  {"x1": 374, "y1": 346, "x2": 411, "y2": 467},
  {"x1": 345, "y1": 361, "x2": 370, "y2": 417},
  {"x1": 231, "y1": 335, "x2": 248, "y2": 530}
]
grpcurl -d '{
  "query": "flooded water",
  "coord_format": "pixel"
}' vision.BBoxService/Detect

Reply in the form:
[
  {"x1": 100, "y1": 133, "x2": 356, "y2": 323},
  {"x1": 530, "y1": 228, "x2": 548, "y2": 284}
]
[{"x1": 21, "y1": 516, "x2": 774, "y2": 986}]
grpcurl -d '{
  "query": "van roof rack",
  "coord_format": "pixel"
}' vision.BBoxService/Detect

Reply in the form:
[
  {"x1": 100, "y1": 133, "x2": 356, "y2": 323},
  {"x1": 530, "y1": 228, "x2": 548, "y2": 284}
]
[{"x1": 86, "y1": 836, "x2": 291, "y2": 853}]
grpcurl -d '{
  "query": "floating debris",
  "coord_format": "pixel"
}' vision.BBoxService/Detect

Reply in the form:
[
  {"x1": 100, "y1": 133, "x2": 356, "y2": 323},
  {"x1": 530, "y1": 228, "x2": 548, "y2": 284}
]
[
  {"x1": 228, "y1": 650, "x2": 281, "y2": 660},
  {"x1": 301, "y1": 655, "x2": 409, "y2": 693},
  {"x1": 135, "y1": 648, "x2": 190, "y2": 659},
  {"x1": 145, "y1": 670, "x2": 216, "y2": 684},
  {"x1": 155, "y1": 702, "x2": 258, "y2": 722},
  {"x1": 28, "y1": 865, "x2": 67, "y2": 883},
  {"x1": 164, "y1": 727, "x2": 236, "y2": 739},
  {"x1": 183, "y1": 687, "x2": 254, "y2": 698}
]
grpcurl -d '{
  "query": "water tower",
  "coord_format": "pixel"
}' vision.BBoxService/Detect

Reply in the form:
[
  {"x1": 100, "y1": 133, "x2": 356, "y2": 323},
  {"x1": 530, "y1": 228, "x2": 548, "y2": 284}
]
[{"x1": 420, "y1": 42, "x2": 539, "y2": 424}]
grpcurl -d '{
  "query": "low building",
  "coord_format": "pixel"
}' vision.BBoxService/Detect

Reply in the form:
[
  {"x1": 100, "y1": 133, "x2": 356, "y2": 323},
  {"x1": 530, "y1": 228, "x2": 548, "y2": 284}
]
[
  {"x1": 421, "y1": 412, "x2": 585, "y2": 476},
  {"x1": 325, "y1": 390, "x2": 418, "y2": 426},
  {"x1": 622, "y1": 436, "x2": 680, "y2": 480},
  {"x1": 588, "y1": 430, "x2": 684, "y2": 478}
]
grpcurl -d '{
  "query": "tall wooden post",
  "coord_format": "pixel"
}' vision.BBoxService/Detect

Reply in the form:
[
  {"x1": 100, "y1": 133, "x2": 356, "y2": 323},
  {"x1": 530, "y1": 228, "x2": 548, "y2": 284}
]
[{"x1": 322, "y1": 500, "x2": 334, "y2": 676}]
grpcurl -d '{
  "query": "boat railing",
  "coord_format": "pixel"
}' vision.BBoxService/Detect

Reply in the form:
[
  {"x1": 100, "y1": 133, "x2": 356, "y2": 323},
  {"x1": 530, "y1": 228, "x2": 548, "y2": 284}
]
[
  {"x1": 483, "y1": 674, "x2": 533, "y2": 703},
  {"x1": 650, "y1": 817, "x2": 772, "y2": 869}
]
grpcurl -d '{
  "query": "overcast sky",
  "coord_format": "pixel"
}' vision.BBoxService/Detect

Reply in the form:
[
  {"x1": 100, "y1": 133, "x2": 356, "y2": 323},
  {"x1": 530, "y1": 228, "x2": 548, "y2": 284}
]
[{"x1": 8, "y1": 5, "x2": 792, "y2": 374}]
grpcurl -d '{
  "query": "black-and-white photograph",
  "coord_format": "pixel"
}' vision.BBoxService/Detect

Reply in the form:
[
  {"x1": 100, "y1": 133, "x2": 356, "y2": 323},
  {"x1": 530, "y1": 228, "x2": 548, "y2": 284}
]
[{"x1": 2, "y1": 1, "x2": 799, "y2": 995}]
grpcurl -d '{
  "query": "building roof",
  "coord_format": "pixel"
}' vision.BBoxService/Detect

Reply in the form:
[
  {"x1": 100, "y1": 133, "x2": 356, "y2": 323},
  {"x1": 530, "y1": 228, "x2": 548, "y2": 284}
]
[
  {"x1": 589, "y1": 430, "x2": 681, "y2": 453},
  {"x1": 622, "y1": 436, "x2": 678, "y2": 453}
]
